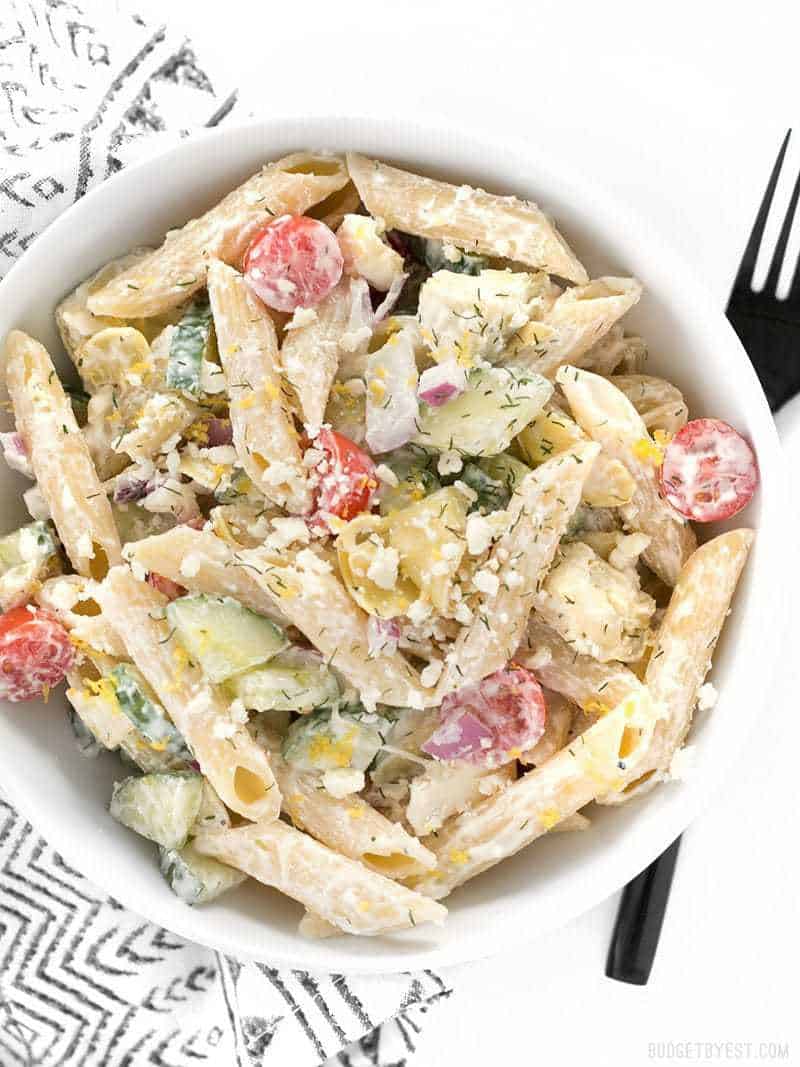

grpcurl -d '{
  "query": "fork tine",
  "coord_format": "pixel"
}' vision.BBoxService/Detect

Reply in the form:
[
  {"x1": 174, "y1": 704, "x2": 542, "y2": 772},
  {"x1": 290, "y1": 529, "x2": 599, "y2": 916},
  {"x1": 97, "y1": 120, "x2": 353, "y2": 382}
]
[
  {"x1": 764, "y1": 137, "x2": 800, "y2": 296},
  {"x1": 731, "y1": 129, "x2": 791, "y2": 294}
]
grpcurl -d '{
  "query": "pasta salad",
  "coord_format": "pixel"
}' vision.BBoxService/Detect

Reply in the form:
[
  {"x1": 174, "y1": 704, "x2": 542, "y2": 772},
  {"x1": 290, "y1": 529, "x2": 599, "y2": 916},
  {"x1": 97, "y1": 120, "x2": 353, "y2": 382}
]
[{"x1": 0, "y1": 151, "x2": 758, "y2": 937}]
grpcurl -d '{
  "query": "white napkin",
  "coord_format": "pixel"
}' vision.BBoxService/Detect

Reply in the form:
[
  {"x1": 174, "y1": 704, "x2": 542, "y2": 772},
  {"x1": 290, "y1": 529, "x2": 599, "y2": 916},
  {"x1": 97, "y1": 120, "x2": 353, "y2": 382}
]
[{"x1": 0, "y1": 2, "x2": 451, "y2": 1064}]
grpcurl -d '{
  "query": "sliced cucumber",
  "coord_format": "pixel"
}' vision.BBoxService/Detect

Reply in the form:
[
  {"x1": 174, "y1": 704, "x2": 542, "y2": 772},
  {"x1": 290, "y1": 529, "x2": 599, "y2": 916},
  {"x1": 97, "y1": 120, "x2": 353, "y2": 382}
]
[
  {"x1": 192, "y1": 782, "x2": 231, "y2": 833},
  {"x1": 110, "y1": 664, "x2": 192, "y2": 761},
  {"x1": 227, "y1": 648, "x2": 341, "y2": 713},
  {"x1": 67, "y1": 707, "x2": 102, "y2": 759},
  {"x1": 460, "y1": 453, "x2": 530, "y2": 513},
  {"x1": 282, "y1": 707, "x2": 389, "y2": 773},
  {"x1": 118, "y1": 737, "x2": 191, "y2": 775},
  {"x1": 166, "y1": 296, "x2": 214, "y2": 393},
  {"x1": 0, "y1": 520, "x2": 56, "y2": 566},
  {"x1": 109, "y1": 772, "x2": 203, "y2": 849},
  {"x1": 166, "y1": 593, "x2": 288, "y2": 683},
  {"x1": 159, "y1": 842, "x2": 246, "y2": 904},
  {"x1": 414, "y1": 366, "x2": 552, "y2": 457},
  {"x1": 376, "y1": 446, "x2": 440, "y2": 515},
  {"x1": 413, "y1": 236, "x2": 489, "y2": 276}
]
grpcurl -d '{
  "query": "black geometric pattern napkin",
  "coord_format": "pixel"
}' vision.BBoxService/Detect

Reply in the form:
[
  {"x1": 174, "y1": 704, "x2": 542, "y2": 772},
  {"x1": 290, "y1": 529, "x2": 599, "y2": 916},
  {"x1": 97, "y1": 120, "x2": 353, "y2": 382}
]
[{"x1": 0, "y1": 2, "x2": 451, "y2": 1063}]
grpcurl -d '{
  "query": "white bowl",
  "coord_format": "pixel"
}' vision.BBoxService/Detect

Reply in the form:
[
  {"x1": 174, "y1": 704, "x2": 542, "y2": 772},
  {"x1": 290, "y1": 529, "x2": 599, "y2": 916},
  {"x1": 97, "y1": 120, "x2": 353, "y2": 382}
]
[{"x1": 0, "y1": 116, "x2": 787, "y2": 973}]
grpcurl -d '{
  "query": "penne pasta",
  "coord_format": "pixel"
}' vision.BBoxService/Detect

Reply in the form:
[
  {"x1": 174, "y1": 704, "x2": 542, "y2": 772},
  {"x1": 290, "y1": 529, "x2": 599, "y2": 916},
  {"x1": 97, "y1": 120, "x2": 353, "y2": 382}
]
[
  {"x1": 272, "y1": 749, "x2": 437, "y2": 879},
  {"x1": 578, "y1": 325, "x2": 647, "y2": 377},
  {"x1": 508, "y1": 278, "x2": 643, "y2": 378},
  {"x1": 280, "y1": 279, "x2": 351, "y2": 434},
  {"x1": 610, "y1": 374, "x2": 689, "y2": 435},
  {"x1": 599, "y1": 529, "x2": 753, "y2": 804},
  {"x1": 406, "y1": 762, "x2": 516, "y2": 837},
  {"x1": 193, "y1": 820, "x2": 447, "y2": 935},
  {"x1": 0, "y1": 149, "x2": 759, "y2": 936},
  {"x1": 235, "y1": 543, "x2": 435, "y2": 710},
  {"x1": 520, "y1": 689, "x2": 575, "y2": 766},
  {"x1": 436, "y1": 441, "x2": 600, "y2": 697},
  {"x1": 556, "y1": 365, "x2": 696, "y2": 585},
  {"x1": 517, "y1": 614, "x2": 645, "y2": 712},
  {"x1": 207, "y1": 260, "x2": 311, "y2": 514},
  {"x1": 98, "y1": 565, "x2": 281, "y2": 822},
  {"x1": 347, "y1": 152, "x2": 588, "y2": 284},
  {"x1": 414, "y1": 687, "x2": 659, "y2": 899},
  {"x1": 87, "y1": 153, "x2": 349, "y2": 318},
  {"x1": 124, "y1": 526, "x2": 291, "y2": 629},
  {"x1": 4, "y1": 330, "x2": 122, "y2": 579}
]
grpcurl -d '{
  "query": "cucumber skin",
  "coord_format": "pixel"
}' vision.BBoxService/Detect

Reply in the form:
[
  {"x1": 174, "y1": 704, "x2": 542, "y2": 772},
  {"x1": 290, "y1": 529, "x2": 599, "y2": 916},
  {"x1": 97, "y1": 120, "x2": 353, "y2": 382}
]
[
  {"x1": 110, "y1": 664, "x2": 192, "y2": 762},
  {"x1": 282, "y1": 707, "x2": 387, "y2": 773},
  {"x1": 228, "y1": 653, "x2": 340, "y2": 713},
  {"x1": 159, "y1": 843, "x2": 246, "y2": 904},
  {"x1": 110, "y1": 772, "x2": 203, "y2": 850},
  {"x1": 166, "y1": 594, "x2": 288, "y2": 684},
  {"x1": 166, "y1": 297, "x2": 213, "y2": 393}
]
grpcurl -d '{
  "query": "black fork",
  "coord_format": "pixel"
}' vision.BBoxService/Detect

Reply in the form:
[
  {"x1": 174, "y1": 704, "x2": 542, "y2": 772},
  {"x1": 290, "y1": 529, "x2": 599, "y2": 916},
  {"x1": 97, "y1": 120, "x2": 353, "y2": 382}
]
[
  {"x1": 727, "y1": 129, "x2": 800, "y2": 411},
  {"x1": 606, "y1": 130, "x2": 798, "y2": 986}
]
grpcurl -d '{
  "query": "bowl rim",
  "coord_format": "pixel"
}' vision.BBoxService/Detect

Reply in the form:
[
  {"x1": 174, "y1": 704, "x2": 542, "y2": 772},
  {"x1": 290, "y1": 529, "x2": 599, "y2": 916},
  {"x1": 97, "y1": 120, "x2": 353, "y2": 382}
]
[{"x1": 0, "y1": 113, "x2": 789, "y2": 973}]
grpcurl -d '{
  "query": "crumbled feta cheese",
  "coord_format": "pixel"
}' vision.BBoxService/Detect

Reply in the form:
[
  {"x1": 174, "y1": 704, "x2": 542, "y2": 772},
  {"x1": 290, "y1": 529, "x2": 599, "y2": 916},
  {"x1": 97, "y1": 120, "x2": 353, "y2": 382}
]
[
  {"x1": 261, "y1": 459, "x2": 295, "y2": 486},
  {"x1": 696, "y1": 682, "x2": 718, "y2": 711},
  {"x1": 76, "y1": 533, "x2": 93, "y2": 559},
  {"x1": 454, "y1": 601, "x2": 473, "y2": 625},
  {"x1": 367, "y1": 545, "x2": 399, "y2": 590},
  {"x1": 473, "y1": 569, "x2": 500, "y2": 597},
  {"x1": 668, "y1": 744, "x2": 696, "y2": 781},
  {"x1": 466, "y1": 514, "x2": 494, "y2": 556},
  {"x1": 269, "y1": 517, "x2": 311, "y2": 551},
  {"x1": 212, "y1": 719, "x2": 237, "y2": 740},
  {"x1": 303, "y1": 447, "x2": 325, "y2": 468},
  {"x1": 322, "y1": 767, "x2": 365, "y2": 799},
  {"x1": 159, "y1": 432, "x2": 182, "y2": 455},
  {"x1": 420, "y1": 659, "x2": 444, "y2": 687},
  {"x1": 437, "y1": 450, "x2": 463, "y2": 476},
  {"x1": 285, "y1": 307, "x2": 319, "y2": 330},
  {"x1": 407, "y1": 598, "x2": 432, "y2": 625},
  {"x1": 165, "y1": 449, "x2": 181, "y2": 477},
  {"x1": 180, "y1": 553, "x2": 201, "y2": 579},
  {"x1": 128, "y1": 556, "x2": 147, "y2": 582},
  {"x1": 229, "y1": 698, "x2": 248, "y2": 725},
  {"x1": 200, "y1": 359, "x2": 227, "y2": 394},
  {"x1": 337, "y1": 214, "x2": 405, "y2": 292},
  {"x1": 295, "y1": 548, "x2": 332, "y2": 574},
  {"x1": 504, "y1": 569, "x2": 524, "y2": 589},
  {"x1": 375, "y1": 464, "x2": 399, "y2": 487},
  {"x1": 441, "y1": 542, "x2": 461, "y2": 561},
  {"x1": 453, "y1": 479, "x2": 478, "y2": 503}
]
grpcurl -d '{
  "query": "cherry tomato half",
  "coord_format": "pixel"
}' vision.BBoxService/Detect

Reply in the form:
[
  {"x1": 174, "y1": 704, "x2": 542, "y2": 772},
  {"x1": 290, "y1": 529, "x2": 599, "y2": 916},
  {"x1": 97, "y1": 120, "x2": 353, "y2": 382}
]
[
  {"x1": 659, "y1": 418, "x2": 758, "y2": 522},
  {"x1": 312, "y1": 429, "x2": 378, "y2": 527},
  {"x1": 243, "y1": 215, "x2": 343, "y2": 312},
  {"x1": 0, "y1": 606, "x2": 75, "y2": 703},
  {"x1": 422, "y1": 665, "x2": 547, "y2": 766}
]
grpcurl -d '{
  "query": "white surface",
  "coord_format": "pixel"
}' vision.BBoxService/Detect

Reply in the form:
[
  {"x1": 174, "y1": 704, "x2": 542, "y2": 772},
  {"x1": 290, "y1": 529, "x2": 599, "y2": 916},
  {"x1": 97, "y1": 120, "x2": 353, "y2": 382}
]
[
  {"x1": 17, "y1": 0, "x2": 800, "y2": 1059},
  {"x1": 0, "y1": 116, "x2": 786, "y2": 978}
]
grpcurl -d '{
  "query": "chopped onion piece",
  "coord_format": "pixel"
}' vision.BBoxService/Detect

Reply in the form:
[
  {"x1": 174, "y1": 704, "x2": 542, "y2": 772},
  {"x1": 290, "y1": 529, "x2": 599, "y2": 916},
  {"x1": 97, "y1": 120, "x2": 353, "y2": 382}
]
[{"x1": 417, "y1": 360, "x2": 468, "y2": 407}]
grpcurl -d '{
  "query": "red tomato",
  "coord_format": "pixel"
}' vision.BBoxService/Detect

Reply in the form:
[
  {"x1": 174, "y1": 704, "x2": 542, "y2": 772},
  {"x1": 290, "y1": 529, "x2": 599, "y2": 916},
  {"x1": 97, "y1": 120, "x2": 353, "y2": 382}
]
[
  {"x1": 243, "y1": 215, "x2": 343, "y2": 312},
  {"x1": 146, "y1": 572, "x2": 186, "y2": 600},
  {"x1": 0, "y1": 606, "x2": 75, "y2": 703},
  {"x1": 422, "y1": 666, "x2": 547, "y2": 766},
  {"x1": 659, "y1": 418, "x2": 758, "y2": 522},
  {"x1": 312, "y1": 429, "x2": 378, "y2": 526}
]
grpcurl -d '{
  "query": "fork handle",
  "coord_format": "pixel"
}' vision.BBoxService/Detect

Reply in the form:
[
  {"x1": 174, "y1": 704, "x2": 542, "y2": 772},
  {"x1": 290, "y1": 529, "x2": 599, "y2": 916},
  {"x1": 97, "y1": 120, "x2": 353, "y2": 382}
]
[{"x1": 605, "y1": 836, "x2": 681, "y2": 985}]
